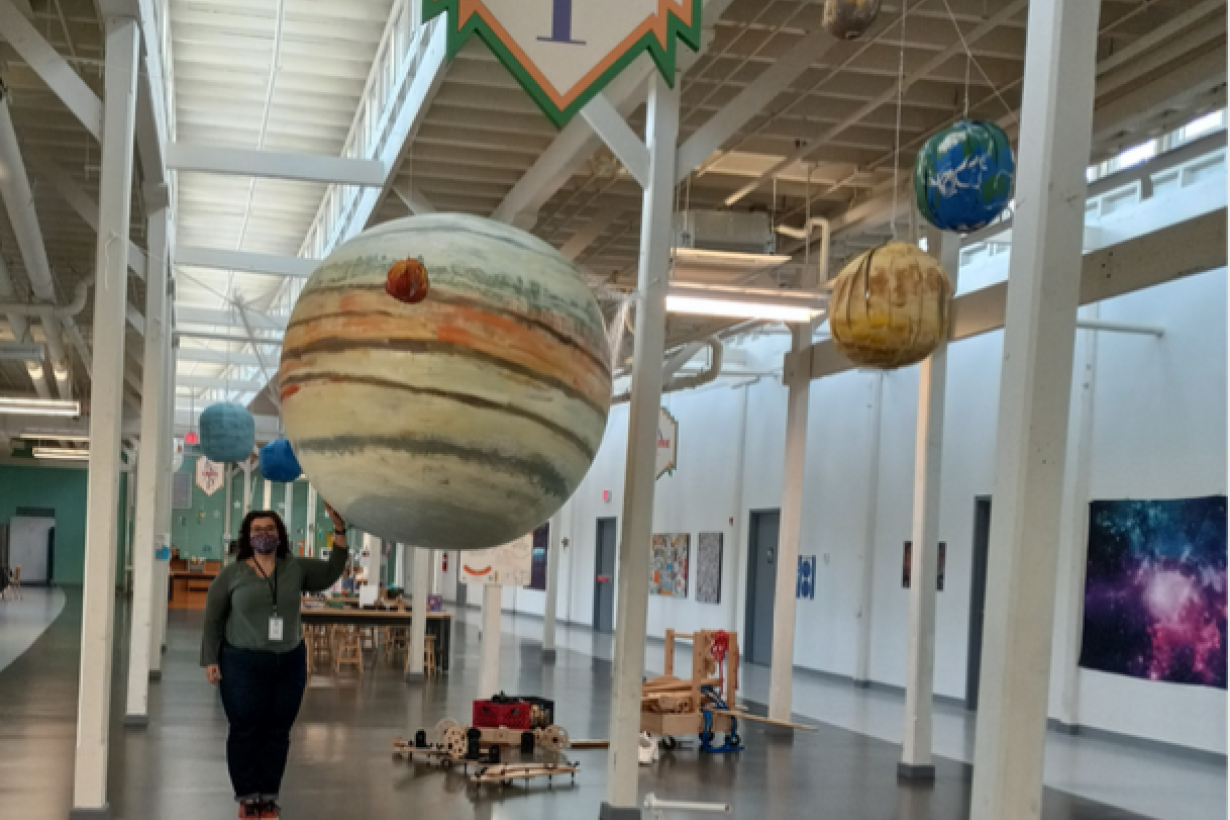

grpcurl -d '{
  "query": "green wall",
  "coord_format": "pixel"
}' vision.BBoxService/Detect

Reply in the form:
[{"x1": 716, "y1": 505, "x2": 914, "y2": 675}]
[
  {"x1": 171, "y1": 452, "x2": 330, "y2": 560},
  {"x1": 0, "y1": 462, "x2": 130, "y2": 586}
]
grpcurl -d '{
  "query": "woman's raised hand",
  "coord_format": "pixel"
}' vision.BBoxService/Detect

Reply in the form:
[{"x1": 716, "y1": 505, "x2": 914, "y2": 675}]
[{"x1": 323, "y1": 501, "x2": 345, "y2": 532}]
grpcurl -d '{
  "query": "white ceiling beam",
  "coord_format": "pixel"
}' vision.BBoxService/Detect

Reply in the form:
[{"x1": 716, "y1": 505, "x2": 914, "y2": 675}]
[
  {"x1": 176, "y1": 374, "x2": 265, "y2": 392},
  {"x1": 800, "y1": 208, "x2": 1226, "y2": 382},
  {"x1": 676, "y1": 31, "x2": 837, "y2": 183},
  {"x1": 580, "y1": 95, "x2": 650, "y2": 188},
  {"x1": 393, "y1": 181, "x2": 437, "y2": 214},
  {"x1": 175, "y1": 329, "x2": 283, "y2": 346},
  {"x1": 133, "y1": 0, "x2": 171, "y2": 187},
  {"x1": 177, "y1": 348, "x2": 263, "y2": 367},
  {"x1": 167, "y1": 142, "x2": 388, "y2": 186},
  {"x1": 175, "y1": 246, "x2": 318, "y2": 278},
  {"x1": 126, "y1": 305, "x2": 145, "y2": 336},
  {"x1": 177, "y1": 306, "x2": 286, "y2": 331},
  {"x1": 27, "y1": 152, "x2": 149, "y2": 281},
  {"x1": 558, "y1": 203, "x2": 626, "y2": 261},
  {"x1": 0, "y1": 0, "x2": 103, "y2": 139},
  {"x1": 725, "y1": 0, "x2": 1028, "y2": 207}
]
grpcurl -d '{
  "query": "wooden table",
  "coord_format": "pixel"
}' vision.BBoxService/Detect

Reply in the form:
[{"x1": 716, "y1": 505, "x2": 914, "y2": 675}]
[
  {"x1": 169, "y1": 570, "x2": 218, "y2": 610},
  {"x1": 300, "y1": 607, "x2": 453, "y2": 673}
]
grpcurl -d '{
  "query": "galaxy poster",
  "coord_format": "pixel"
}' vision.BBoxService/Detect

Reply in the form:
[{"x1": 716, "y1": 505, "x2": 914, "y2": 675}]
[{"x1": 1079, "y1": 496, "x2": 1227, "y2": 689}]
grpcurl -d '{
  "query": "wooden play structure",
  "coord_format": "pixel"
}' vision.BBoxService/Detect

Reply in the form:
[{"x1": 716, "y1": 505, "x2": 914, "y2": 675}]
[
  {"x1": 393, "y1": 717, "x2": 600, "y2": 766},
  {"x1": 641, "y1": 629, "x2": 815, "y2": 752}
]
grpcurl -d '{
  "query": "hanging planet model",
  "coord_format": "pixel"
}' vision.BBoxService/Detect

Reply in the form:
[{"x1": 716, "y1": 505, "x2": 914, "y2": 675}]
[
  {"x1": 913, "y1": 119, "x2": 1015, "y2": 233},
  {"x1": 199, "y1": 402, "x2": 255, "y2": 463},
  {"x1": 822, "y1": 0, "x2": 881, "y2": 40},
  {"x1": 829, "y1": 242, "x2": 953, "y2": 369},
  {"x1": 278, "y1": 213, "x2": 612, "y2": 550}
]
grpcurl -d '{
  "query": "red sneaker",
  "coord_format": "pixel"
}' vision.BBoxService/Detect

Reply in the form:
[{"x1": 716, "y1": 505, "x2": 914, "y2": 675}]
[
  {"x1": 259, "y1": 801, "x2": 281, "y2": 819},
  {"x1": 238, "y1": 802, "x2": 262, "y2": 819}
]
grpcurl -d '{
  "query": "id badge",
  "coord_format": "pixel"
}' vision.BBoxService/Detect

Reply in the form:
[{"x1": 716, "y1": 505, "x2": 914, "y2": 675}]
[{"x1": 269, "y1": 616, "x2": 284, "y2": 642}]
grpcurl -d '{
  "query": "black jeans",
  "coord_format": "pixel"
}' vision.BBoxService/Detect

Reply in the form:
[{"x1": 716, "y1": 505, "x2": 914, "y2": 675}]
[{"x1": 218, "y1": 642, "x2": 306, "y2": 802}]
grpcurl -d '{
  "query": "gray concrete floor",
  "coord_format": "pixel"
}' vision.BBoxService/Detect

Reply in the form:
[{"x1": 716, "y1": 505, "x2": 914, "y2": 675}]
[{"x1": 0, "y1": 590, "x2": 1208, "y2": 819}]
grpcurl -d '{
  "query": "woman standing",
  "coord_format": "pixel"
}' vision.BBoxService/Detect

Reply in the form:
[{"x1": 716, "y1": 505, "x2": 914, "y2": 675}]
[{"x1": 202, "y1": 504, "x2": 349, "y2": 819}]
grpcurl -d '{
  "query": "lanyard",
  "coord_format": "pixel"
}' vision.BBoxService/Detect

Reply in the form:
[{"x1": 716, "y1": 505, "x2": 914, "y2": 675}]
[{"x1": 252, "y1": 559, "x2": 279, "y2": 616}]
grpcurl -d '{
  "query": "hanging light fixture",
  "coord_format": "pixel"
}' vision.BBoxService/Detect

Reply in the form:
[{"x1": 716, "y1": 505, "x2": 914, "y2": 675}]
[
  {"x1": 665, "y1": 282, "x2": 826, "y2": 323},
  {"x1": 33, "y1": 446, "x2": 90, "y2": 461},
  {"x1": 0, "y1": 397, "x2": 81, "y2": 416}
]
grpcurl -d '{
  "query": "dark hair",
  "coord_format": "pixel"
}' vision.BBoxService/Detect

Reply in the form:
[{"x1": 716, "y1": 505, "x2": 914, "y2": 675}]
[{"x1": 236, "y1": 511, "x2": 290, "y2": 561}]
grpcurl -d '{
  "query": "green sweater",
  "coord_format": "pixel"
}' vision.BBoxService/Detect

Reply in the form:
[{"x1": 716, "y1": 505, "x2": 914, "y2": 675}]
[{"x1": 201, "y1": 547, "x2": 348, "y2": 666}]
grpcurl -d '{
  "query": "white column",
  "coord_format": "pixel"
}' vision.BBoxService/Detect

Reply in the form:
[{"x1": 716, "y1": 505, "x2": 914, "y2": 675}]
[
  {"x1": 262, "y1": 476, "x2": 272, "y2": 509},
  {"x1": 150, "y1": 338, "x2": 175, "y2": 674},
  {"x1": 542, "y1": 511, "x2": 562, "y2": 662},
  {"x1": 970, "y1": 0, "x2": 1101, "y2": 817},
  {"x1": 407, "y1": 546, "x2": 430, "y2": 682},
  {"x1": 283, "y1": 482, "x2": 293, "y2": 551},
  {"x1": 395, "y1": 543, "x2": 406, "y2": 588},
  {"x1": 123, "y1": 199, "x2": 170, "y2": 726},
  {"x1": 1054, "y1": 307, "x2": 1099, "y2": 729},
  {"x1": 306, "y1": 485, "x2": 318, "y2": 556},
  {"x1": 604, "y1": 72, "x2": 678, "y2": 818},
  {"x1": 854, "y1": 372, "x2": 884, "y2": 684},
  {"x1": 223, "y1": 467, "x2": 234, "y2": 542},
  {"x1": 243, "y1": 463, "x2": 253, "y2": 516},
  {"x1": 478, "y1": 582, "x2": 502, "y2": 697},
  {"x1": 123, "y1": 467, "x2": 136, "y2": 593},
  {"x1": 71, "y1": 15, "x2": 139, "y2": 817},
  {"x1": 767, "y1": 323, "x2": 811, "y2": 722},
  {"x1": 899, "y1": 228, "x2": 960, "y2": 779}
]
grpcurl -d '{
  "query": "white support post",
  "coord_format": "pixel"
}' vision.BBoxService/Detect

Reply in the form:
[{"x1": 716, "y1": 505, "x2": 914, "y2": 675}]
[
  {"x1": 854, "y1": 372, "x2": 884, "y2": 684},
  {"x1": 71, "y1": 16, "x2": 138, "y2": 818},
  {"x1": 767, "y1": 324, "x2": 811, "y2": 724},
  {"x1": 542, "y1": 511, "x2": 563, "y2": 663},
  {"x1": 407, "y1": 546, "x2": 430, "y2": 683},
  {"x1": 1054, "y1": 305, "x2": 1100, "y2": 730},
  {"x1": 123, "y1": 197, "x2": 169, "y2": 727},
  {"x1": 223, "y1": 467, "x2": 234, "y2": 542},
  {"x1": 899, "y1": 229, "x2": 960, "y2": 779},
  {"x1": 306, "y1": 485, "x2": 318, "y2": 556},
  {"x1": 243, "y1": 463, "x2": 253, "y2": 516},
  {"x1": 262, "y1": 476, "x2": 272, "y2": 510},
  {"x1": 603, "y1": 72, "x2": 678, "y2": 820},
  {"x1": 284, "y1": 482, "x2": 293, "y2": 551},
  {"x1": 478, "y1": 582, "x2": 502, "y2": 698},
  {"x1": 151, "y1": 337, "x2": 175, "y2": 674},
  {"x1": 970, "y1": 0, "x2": 1101, "y2": 817}
]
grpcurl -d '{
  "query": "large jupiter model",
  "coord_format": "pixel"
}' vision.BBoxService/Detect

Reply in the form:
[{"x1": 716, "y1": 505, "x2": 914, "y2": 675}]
[{"x1": 279, "y1": 213, "x2": 612, "y2": 550}]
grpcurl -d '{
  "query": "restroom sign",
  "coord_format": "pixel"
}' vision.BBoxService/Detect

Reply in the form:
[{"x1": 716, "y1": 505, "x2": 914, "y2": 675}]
[
  {"x1": 656, "y1": 407, "x2": 678, "y2": 480},
  {"x1": 424, "y1": 0, "x2": 703, "y2": 126}
]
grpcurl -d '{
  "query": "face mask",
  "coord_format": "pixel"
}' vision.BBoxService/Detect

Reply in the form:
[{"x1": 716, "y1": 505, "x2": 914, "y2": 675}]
[{"x1": 251, "y1": 532, "x2": 279, "y2": 555}]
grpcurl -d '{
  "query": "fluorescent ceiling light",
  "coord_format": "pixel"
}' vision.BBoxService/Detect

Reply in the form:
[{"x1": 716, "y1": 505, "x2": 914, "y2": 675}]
[
  {"x1": 19, "y1": 433, "x2": 90, "y2": 443},
  {"x1": 33, "y1": 446, "x2": 90, "y2": 461},
  {"x1": 0, "y1": 397, "x2": 81, "y2": 417},
  {"x1": 666, "y1": 283, "x2": 826, "y2": 324},
  {"x1": 672, "y1": 247, "x2": 793, "y2": 269}
]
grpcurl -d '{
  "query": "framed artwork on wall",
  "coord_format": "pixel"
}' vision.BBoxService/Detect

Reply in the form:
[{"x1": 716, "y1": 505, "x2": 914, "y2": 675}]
[
  {"x1": 696, "y1": 532, "x2": 723, "y2": 604},
  {"x1": 650, "y1": 533, "x2": 689, "y2": 598},
  {"x1": 1079, "y1": 496, "x2": 1227, "y2": 689}
]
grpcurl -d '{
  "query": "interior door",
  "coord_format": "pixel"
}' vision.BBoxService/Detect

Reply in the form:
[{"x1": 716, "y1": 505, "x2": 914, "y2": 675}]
[
  {"x1": 593, "y1": 518, "x2": 617, "y2": 633},
  {"x1": 10, "y1": 516, "x2": 55, "y2": 585},
  {"x1": 745, "y1": 510, "x2": 781, "y2": 666},
  {"x1": 967, "y1": 497, "x2": 992, "y2": 709}
]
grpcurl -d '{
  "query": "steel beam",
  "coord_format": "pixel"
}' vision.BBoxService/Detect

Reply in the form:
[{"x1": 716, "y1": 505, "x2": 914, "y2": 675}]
[
  {"x1": 167, "y1": 142, "x2": 388, "y2": 186},
  {"x1": 580, "y1": 94, "x2": 650, "y2": 188},
  {"x1": 176, "y1": 306, "x2": 286, "y2": 331},
  {"x1": 176, "y1": 246, "x2": 317, "y2": 278}
]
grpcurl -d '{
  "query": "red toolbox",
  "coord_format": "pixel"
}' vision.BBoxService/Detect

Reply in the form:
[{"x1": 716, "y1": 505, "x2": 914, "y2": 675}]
[{"x1": 472, "y1": 696, "x2": 531, "y2": 730}]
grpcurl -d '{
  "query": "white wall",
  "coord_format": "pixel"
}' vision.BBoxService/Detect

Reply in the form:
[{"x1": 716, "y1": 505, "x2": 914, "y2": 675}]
[{"x1": 501, "y1": 266, "x2": 1227, "y2": 755}]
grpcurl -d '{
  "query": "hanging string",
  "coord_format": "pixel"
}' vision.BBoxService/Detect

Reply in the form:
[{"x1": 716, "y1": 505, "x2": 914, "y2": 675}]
[
  {"x1": 890, "y1": 0, "x2": 909, "y2": 241},
  {"x1": 940, "y1": 0, "x2": 1014, "y2": 117},
  {"x1": 963, "y1": 52, "x2": 971, "y2": 119}
]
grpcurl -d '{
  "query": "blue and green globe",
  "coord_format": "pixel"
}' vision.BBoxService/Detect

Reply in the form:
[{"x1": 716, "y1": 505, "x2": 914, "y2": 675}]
[{"x1": 914, "y1": 119, "x2": 1015, "y2": 233}]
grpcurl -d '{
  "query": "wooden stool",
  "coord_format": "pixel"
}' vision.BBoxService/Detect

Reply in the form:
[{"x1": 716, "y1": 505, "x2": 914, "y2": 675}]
[
  {"x1": 334, "y1": 627, "x2": 363, "y2": 677},
  {"x1": 302, "y1": 627, "x2": 314, "y2": 678},
  {"x1": 311, "y1": 625, "x2": 333, "y2": 666},
  {"x1": 385, "y1": 627, "x2": 409, "y2": 664},
  {"x1": 403, "y1": 634, "x2": 438, "y2": 678},
  {"x1": 9, "y1": 566, "x2": 21, "y2": 600},
  {"x1": 359, "y1": 626, "x2": 377, "y2": 656}
]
